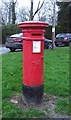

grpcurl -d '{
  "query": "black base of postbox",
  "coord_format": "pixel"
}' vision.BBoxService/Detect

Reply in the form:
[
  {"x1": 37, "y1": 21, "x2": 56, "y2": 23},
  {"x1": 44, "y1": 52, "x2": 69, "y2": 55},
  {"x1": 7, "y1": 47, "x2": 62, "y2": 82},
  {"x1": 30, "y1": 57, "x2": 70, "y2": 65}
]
[{"x1": 22, "y1": 84, "x2": 44, "y2": 104}]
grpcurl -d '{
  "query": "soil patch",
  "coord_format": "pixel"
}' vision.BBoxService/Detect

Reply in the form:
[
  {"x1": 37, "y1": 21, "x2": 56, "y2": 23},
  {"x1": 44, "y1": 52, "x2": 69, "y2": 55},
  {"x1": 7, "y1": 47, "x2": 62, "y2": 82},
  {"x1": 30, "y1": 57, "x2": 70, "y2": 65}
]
[{"x1": 4, "y1": 93, "x2": 70, "y2": 119}]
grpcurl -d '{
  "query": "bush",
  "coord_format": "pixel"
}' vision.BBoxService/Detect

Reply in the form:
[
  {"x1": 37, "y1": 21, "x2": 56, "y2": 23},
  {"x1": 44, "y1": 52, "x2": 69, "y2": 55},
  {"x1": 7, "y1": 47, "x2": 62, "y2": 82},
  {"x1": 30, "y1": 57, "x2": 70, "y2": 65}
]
[
  {"x1": 44, "y1": 25, "x2": 62, "y2": 39},
  {"x1": 45, "y1": 25, "x2": 71, "y2": 40},
  {"x1": 2, "y1": 24, "x2": 21, "y2": 44},
  {"x1": 2, "y1": 23, "x2": 71, "y2": 44},
  {"x1": 0, "y1": 26, "x2": 2, "y2": 44},
  {"x1": 44, "y1": 26, "x2": 52, "y2": 39}
]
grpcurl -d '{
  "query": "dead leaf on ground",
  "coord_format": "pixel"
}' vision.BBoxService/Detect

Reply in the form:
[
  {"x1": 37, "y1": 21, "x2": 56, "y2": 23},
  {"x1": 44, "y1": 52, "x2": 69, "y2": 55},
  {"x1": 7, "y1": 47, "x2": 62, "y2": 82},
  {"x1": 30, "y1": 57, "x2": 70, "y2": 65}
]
[{"x1": 11, "y1": 99, "x2": 18, "y2": 104}]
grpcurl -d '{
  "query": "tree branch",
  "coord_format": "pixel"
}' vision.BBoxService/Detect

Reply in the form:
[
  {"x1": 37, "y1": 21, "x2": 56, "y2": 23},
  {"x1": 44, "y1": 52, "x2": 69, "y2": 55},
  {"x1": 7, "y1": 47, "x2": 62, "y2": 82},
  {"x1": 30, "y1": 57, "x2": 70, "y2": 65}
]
[
  {"x1": 33, "y1": 0, "x2": 45, "y2": 17},
  {"x1": 14, "y1": 0, "x2": 17, "y2": 4},
  {"x1": 3, "y1": 2, "x2": 9, "y2": 8}
]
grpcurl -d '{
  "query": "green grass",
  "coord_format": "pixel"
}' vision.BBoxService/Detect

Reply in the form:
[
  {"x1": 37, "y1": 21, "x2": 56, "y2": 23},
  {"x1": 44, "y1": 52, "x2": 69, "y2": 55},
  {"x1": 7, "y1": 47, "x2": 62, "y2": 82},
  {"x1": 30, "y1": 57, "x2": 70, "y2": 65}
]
[
  {"x1": 0, "y1": 54, "x2": 2, "y2": 119},
  {"x1": 2, "y1": 47, "x2": 70, "y2": 118},
  {"x1": 2, "y1": 52, "x2": 22, "y2": 99},
  {"x1": 55, "y1": 97, "x2": 70, "y2": 115},
  {"x1": 44, "y1": 47, "x2": 69, "y2": 97},
  {"x1": 3, "y1": 100, "x2": 46, "y2": 118}
]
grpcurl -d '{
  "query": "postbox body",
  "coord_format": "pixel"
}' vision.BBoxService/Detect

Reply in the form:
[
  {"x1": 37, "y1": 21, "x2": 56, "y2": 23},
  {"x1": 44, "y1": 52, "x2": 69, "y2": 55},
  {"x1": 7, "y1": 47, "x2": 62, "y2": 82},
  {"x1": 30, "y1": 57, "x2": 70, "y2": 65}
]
[{"x1": 18, "y1": 21, "x2": 48, "y2": 104}]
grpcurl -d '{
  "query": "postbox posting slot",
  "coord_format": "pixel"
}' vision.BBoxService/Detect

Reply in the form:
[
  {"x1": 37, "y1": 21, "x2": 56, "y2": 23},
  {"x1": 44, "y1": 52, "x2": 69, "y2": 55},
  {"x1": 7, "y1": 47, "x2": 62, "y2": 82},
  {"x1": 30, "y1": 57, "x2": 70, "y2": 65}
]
[{"x1": 32, "y1": 34, "x2": 42, "y2": 36}]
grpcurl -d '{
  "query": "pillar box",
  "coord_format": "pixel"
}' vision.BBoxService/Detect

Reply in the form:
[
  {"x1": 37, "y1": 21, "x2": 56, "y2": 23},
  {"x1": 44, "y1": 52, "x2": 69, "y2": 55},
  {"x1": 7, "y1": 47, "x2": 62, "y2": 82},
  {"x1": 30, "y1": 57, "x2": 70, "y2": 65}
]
[{"x1": 18, "y1": 21, "x2": 48, "y2": 104}]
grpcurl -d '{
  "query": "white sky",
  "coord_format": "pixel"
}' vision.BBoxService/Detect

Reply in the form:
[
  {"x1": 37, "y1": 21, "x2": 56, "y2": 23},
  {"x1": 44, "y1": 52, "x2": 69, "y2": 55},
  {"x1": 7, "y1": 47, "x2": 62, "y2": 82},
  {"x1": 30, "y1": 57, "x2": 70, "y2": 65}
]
[
  {"x1": 16, "y1": 0, "x2": 59, "y2": 10},
  {"x1": 1, "y1": 0, "x2": 59, "y2": 11},
  {"x1": 16, "y1": 0, "x2": 44, "y2": 11},
  {"x1": 17, "y1": 0, "x2": 47, "y2": 7},
  {"x1": 2, "y1": 0, "x2": 57, "y2": 8},
  {"x1": 1, "y1": 0, "x2": 70, "y2": 7}
]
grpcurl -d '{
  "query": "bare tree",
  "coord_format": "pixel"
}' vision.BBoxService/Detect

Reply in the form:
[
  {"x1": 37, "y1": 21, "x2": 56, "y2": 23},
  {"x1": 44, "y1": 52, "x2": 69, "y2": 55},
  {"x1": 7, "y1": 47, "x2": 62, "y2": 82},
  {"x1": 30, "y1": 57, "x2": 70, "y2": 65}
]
[
  {"x1": 18, "y1": 7, "x2": 30, "y2": 22},
  {"x1": 37, "y1": 1, "x2": 50, "y2": 22},
  {"x1": 0, "y1": 1, "x2": 9, "y2": 25},
  {"x1": 3, "y1": 1, "x2": 12, "y2": 24},
  {"x1": 30, "y1": 0, "x2": 33, "y2": 20},
  {"x1": 1, "y1": 0, "x2": 58, "y2": 26},
  {"x1": 37, "y1": 0, "x2": 58, "y2": 25},
  {"x1": 1, "y1": 0, "x2": 17, "y2": 25},
  {"x1": 18, "y1": 0, "x2": 45, "y2": 22},
  {"x1": 30, "y1": 0, "x2": 45, "y2": 21},
  {"x1": 8, "y1": 2, "x2": 12, "y2": 24},
  {"x1": 11, "y1": 0, "x2": 17, "y2": 24}
]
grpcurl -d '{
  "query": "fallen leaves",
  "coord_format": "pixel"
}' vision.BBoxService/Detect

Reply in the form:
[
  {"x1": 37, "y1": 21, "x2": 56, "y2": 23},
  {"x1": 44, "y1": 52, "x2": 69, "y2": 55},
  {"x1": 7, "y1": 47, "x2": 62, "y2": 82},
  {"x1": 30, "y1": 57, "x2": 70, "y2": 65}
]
[{"x1": 11, "y1": 99, "x2": 18, "y2": 104}]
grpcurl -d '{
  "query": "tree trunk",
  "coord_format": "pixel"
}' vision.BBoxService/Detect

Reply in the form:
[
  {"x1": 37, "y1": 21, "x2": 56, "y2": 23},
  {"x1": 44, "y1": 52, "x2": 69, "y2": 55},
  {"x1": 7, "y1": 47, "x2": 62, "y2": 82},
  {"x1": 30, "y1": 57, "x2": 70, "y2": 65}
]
[
  {"x1": 52, "y1": 1, "x2": 56, "y2": 49},
  {"x1": 30, "y1": 0, "x2": 33, "y2": 20},
  {"x1": 8, "y1": 3, "x2": 11, "y2": 24},
  {"x1": 12, "y1": 1, "x2": 16, "y2": 24}
]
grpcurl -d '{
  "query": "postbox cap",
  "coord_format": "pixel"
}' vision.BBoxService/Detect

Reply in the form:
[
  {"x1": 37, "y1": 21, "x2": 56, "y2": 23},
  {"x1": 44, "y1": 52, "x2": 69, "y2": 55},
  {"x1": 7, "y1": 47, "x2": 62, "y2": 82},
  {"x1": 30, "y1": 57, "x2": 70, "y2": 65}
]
[{"x1": 18, "y1": 21, "x2": 48, "y2": 28}]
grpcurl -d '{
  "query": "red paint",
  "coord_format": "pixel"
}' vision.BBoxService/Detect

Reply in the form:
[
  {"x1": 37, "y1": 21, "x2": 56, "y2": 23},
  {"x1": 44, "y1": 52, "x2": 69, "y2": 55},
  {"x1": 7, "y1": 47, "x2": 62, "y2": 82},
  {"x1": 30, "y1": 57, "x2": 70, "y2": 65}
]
[{"x1": 18, "y1": 21, "x2": 48, "y2": 86}]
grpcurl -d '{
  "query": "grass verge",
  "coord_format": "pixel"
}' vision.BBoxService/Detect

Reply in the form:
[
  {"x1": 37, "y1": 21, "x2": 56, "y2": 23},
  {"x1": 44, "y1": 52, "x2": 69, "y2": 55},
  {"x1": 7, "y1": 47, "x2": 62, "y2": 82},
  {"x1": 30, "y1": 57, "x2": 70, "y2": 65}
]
[
  {"x1": 55, "y1": 97, "x2": 70, "y2": 115},
  {"x1": 2, "y1": 47, "x2": 70, "y2": 118}
]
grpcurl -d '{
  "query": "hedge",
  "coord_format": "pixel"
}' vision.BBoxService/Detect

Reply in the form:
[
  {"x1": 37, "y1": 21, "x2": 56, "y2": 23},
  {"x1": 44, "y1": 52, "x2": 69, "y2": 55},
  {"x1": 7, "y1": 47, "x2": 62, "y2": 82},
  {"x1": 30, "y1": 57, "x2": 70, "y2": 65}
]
[
  {"x1": 2, "y1": 24, "x2": 21, "y2": 44},
  {"x1": 2, "y1": 24, "x2": 71, "y2": 44}
]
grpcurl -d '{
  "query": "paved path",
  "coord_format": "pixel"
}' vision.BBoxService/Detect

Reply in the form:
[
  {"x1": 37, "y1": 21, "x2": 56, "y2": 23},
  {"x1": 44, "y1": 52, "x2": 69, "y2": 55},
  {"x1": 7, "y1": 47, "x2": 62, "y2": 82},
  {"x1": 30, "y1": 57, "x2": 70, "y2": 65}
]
[
  {"x1": 0, "y1": 47, "x2": 10, "y2": 54},
  {"x1": 0, "y1": 46, "x2": 22, "y2": 54}
]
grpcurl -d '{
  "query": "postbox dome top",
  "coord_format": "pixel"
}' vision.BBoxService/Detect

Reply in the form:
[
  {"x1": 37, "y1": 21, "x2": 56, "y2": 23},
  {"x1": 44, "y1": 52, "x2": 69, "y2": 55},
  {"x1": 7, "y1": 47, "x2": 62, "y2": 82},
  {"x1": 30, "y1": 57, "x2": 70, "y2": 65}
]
[{"x1": 18, "y1": 21, "x2": 48, "y2": 28}]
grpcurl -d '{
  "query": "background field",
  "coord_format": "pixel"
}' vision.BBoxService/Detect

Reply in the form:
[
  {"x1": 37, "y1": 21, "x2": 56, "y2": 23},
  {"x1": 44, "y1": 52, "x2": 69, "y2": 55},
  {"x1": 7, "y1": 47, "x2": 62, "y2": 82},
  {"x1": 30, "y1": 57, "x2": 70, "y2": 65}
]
[{"x1": 2, "y1": 47, "x2": 70, "y2": 118}]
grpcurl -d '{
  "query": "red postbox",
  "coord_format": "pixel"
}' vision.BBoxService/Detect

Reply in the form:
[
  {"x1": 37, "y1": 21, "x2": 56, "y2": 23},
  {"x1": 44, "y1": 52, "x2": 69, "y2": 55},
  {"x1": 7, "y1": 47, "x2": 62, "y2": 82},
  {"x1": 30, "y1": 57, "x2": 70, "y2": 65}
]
[{"x1": 18, "y1": 21, "x2": 48, "y2": 104}]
